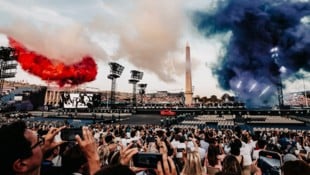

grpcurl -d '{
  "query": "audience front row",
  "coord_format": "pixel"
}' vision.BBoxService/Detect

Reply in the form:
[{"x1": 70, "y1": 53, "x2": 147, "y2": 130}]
[{"x1": 0, "y1": 121, "x2": 310, "y2": 175}]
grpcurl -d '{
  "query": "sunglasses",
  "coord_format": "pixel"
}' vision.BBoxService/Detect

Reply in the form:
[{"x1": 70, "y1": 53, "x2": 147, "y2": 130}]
[{"x1": 31, "y1": 135, "x2": 45, "y2": 149}]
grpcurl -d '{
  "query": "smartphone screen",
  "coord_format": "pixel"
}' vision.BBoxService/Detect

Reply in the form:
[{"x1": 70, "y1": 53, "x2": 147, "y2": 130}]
[
  {"x1": 132, "y1": 152, "x2": 162, "y2": 169},
  {"x1": 60, "y1": 128, "x2": 83, "y2": 141}
]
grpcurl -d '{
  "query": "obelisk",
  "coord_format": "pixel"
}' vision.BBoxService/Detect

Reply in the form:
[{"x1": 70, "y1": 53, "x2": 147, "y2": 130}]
[{"x1": 185, "y1": 42, "x2": 193, "y2": 106}]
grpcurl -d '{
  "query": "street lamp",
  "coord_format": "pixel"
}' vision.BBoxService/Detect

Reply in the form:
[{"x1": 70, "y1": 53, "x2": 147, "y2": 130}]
[
  {"x1": 129, "y1": 70, "x2": 143, "y2": 107},
  {"x1": 138, "y1": 83, "x2": 147, "y2": 105},
  {"x1": 108, "y1": 62, "x2": 124, "y2": 110}
]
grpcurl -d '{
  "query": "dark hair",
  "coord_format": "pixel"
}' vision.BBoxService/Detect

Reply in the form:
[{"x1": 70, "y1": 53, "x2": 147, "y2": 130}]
[
  {"x1": 241, "y1": 134, "x2": 248, "y2": 143},
  {"x1": 207, "y1": 144, "x2": 220, "y2": 167},
  {"x1": 230, "y1": 139, "x2": 242, "y2": 156},
  {"x1": 105, "y1": 135, "x2": 114, "y2": 144},
  {"x1": 62, "y1": 145, "x2": 87, "y2": 174},
  {"x1": 0, "y1": 121, "x2": 33, "y2": 175},
  {"x1": 109, "y1": 151, "x2": 120, "y2": 165},
  {"x1": 180, "y1": 136, "x2": 186, "y2": 143},
  {"x1": 256, "y1": 139, "x2": 267, "y2": 149},
  {"x1": 221, "y1": 155, "x2": 242, "y2": 175},
  {"x1": 174, "y1": 134, "x2": 181, "y2": 141},
  {"x1": 282, "y1": 160, "x2": 310, "y2": 175}
]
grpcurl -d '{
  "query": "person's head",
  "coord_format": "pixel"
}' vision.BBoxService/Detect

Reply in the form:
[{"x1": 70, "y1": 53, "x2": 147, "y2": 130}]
[
  {"x1": 221, "y1": 155, "x2": 242, "y2": 175},
  {"x1": 241, "y1": 133, "x2": 249, "y2": 143},
  {"x1": 43, "y1": 146, "x2": 60, "y2": 160},
  {"x1": 104, "y1": 134, "x2": 114, "y2": 145},
  {"x1": 256, "y1": 139, "x2": 267, "y2": 149},
  {"x1": 182, "y1": 151, "x2": 205, "y2": 175},
  {"x1": 230, "y1": 139, "x2": 242, "y2": 156},
  {"x1": 207, "y1": 144, "x2": 221, "y2": 167},
  {"x1": 62, "y1": 144, "x2": 88, "y2": 174},
  {"x1": 0, "y1": 121, "x2": 43, "y2": 175},
  {"x1": 282, "y1": 160, "x2": 310, "y2": 175}
]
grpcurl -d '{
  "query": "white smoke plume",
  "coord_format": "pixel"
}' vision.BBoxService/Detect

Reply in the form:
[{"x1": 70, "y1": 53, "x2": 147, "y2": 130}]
[{"x1": 0, "y1": 0, "x2": 194, "y2": 82}]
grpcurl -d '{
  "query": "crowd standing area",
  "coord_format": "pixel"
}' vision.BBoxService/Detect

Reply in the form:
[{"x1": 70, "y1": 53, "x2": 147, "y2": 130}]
[{"x1": 0, "y1": 114, "x2": 310, "y2": 175}]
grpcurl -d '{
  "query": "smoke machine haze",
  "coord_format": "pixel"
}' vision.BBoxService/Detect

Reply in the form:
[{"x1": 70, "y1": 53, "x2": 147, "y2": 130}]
[
  {"x1": 9, "y1": 38, "x2": 97, "y2": 87},
  {"x1": 194, "y1": 0, "x2": 310, "y2": 107}
]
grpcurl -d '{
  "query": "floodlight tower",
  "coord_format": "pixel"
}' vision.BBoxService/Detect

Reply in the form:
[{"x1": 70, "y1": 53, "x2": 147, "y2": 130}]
[
  {"x1": 129, "y1": 70, "x2": 143, "y2": 107},
  {"x1": 0, "y1": 47, "x2": 18, "y2": 98},
  {"x1": 108, "y1": 62, "x2": 124, "y2": 109},
  {"x1": 138, "y1": 83, "x2": 147, "y2": 105},
  {"x1": 270, "y1": 47, "x2": 284, "y2": 109}
]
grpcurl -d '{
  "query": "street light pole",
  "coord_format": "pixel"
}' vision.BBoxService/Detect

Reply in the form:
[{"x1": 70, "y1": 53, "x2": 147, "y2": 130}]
[
  {"x1": 108, "y1": 62, "x2": 124, "y2": 110},
  {"x1": 138, "y1": 83, "x2": 147, "y2": 105},
  {"x1": 129, "y1": 70, "x2": 143, "y2": 107},
  {"x1": 0, "y1": 47, "x2": 18, "y2": 99}
]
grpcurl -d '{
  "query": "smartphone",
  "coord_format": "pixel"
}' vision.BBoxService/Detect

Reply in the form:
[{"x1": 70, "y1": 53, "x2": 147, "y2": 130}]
[
  {"x1": 132, "y1": 152, "x2": 162, "y2": 169},
  {"x1": 258, "y1": 150, "x2": 282, "y2": 175},
  {"x1": 129, "y1": 141, "x2": 138, "y2": 148},
  {"x1": 60, "y1": 128, "x2": 83, "y2": 141},
  {"x1": 299, "y1": 136, "x2": 304, "y2": 145}
]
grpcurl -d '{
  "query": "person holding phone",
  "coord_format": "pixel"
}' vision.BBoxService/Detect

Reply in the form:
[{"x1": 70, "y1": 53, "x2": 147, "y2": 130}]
[
  {"x1": 0, "y1": 121, "x2": 65, "y2": 175},
  {"x1": 156, "y1": 141, "x2": 177, "y2": 175}
]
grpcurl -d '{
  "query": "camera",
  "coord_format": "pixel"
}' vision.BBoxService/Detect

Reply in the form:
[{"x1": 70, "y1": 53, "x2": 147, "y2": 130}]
[
  {"x1": 60, "y1": 128, "x2": 83, "y2": 141},
  {"x1": 132, "y1": 152, "x2": 162, "y2": 168},
  {"x1": 258, "y1": 150, "x2": 282, "y2": 175},
  {"x1": 177, "y1": 148, "x2": 185, "y2": 152}
]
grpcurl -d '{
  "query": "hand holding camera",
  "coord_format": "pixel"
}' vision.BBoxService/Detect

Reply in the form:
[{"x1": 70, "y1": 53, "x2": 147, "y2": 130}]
[
  {"x1": 60, "y1": 128, "x2": 83, "y2": 141},
  {"x1": 156, "y1": 141, "x2": 177, "y2": 175},
  {"x1": 75, "y1": 127, "x2": 100, "y2": 175},
  {"x1": 120, "y1": 143, "x2": 139, "y2": 166},
  {"x1": 41, "y1": 125, "x2": 66, "y2": 153}
]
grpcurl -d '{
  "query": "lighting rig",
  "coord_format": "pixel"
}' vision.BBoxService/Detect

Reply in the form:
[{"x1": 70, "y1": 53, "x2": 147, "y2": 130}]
[
  {"x1": 107, "y1": 62, "x2": 124, "y2": 109},
  {"x1": 129, "y1": 70, "x2": 143, "y2": 107}
]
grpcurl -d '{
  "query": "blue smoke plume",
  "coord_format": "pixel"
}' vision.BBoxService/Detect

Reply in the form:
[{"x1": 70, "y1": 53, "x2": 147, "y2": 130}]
[{"x1": 193, "y1": 0, "x2": 310, "y2": 107}]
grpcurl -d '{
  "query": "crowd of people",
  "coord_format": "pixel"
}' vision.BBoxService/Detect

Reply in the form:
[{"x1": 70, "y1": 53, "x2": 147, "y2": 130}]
[{"x1": 0, "y1": 118, "x2": 310, "y2": 175}]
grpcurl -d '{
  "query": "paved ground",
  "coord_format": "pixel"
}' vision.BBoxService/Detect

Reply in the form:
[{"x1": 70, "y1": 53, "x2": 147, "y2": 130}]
[
  {"x1": 28, "y1": 111, "x2": 163, "y2": 125},
  {"x1": 121, "y1": 114, "x2": 162, "y2": 125}
]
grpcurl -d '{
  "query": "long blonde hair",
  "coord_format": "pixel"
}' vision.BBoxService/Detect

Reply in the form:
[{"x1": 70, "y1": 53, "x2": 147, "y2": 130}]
[{"x1": 181, "y1": 151, "x2": 205, "y2": 175}]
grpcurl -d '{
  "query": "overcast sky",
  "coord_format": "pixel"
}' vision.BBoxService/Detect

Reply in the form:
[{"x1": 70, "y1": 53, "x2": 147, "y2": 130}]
[{"x1": 0, "y1": 0, "x2": 308, "y2": 98}]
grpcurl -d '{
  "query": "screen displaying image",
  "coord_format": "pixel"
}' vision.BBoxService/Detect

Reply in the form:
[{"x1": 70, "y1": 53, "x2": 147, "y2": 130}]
[{"x1": 61, "y1": 93, "x2": 93, "y2": 108}]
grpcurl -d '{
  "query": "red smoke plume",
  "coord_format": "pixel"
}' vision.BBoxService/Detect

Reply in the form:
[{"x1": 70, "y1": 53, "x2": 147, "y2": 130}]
[{"x1": 9, "y1": 37, "x2": 97, "y2": 87}]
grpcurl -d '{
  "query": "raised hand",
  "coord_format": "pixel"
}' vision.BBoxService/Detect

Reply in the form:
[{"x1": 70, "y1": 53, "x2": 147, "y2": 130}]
[
  {"x1": 41, "y1": 125, "x2": 66, "y2": 153},
  {"x1": 76, "y1": 127, "x2": 100, "y2": 175},
  {"x1": 155, "y1": 141, "x2": 177, "y2": 175}
]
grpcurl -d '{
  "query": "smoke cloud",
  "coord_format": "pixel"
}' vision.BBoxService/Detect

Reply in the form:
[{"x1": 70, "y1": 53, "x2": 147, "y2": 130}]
[
  {"x1": 89, "y1": 0, "x2": 186, "y2": 81},
  {"x1": 193, "y1": 0, "x2": 310, "y2": 107},
  {"x1": 0, "y1": 21, "x2": 107, "y2": 65},
  {"x1": 0, "y1": 0, "x2": 188, "y2": 84},
  {"x1": 9, "y1": 37, "x2": 97, "y2": 87}
]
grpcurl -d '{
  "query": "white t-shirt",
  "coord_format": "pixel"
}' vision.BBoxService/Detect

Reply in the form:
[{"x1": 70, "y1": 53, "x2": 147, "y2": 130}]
[
  {"x1": 176, "y1": 142, "x2": 186, "y2": 158},
  {"x1": 171, "y1": 140, "x2": 180, "y2": 148},
  {"x1": 252, "y1": 149, "x2": 261, "y2": 160},
  {"x1": 200, "y1": 140, "x2": 209, "y2": 151},
  {"x1": 198, "y1": 147, "x2": 206, "y2": 161},
  {"x1": 240, "y1": 142, "x2": 253, "y2": 166}
]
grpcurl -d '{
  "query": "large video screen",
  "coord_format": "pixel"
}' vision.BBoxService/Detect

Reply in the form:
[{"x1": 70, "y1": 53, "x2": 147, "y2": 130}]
[{"x1": 61, "y1": 93, "x2": 93, "y2": 109}]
